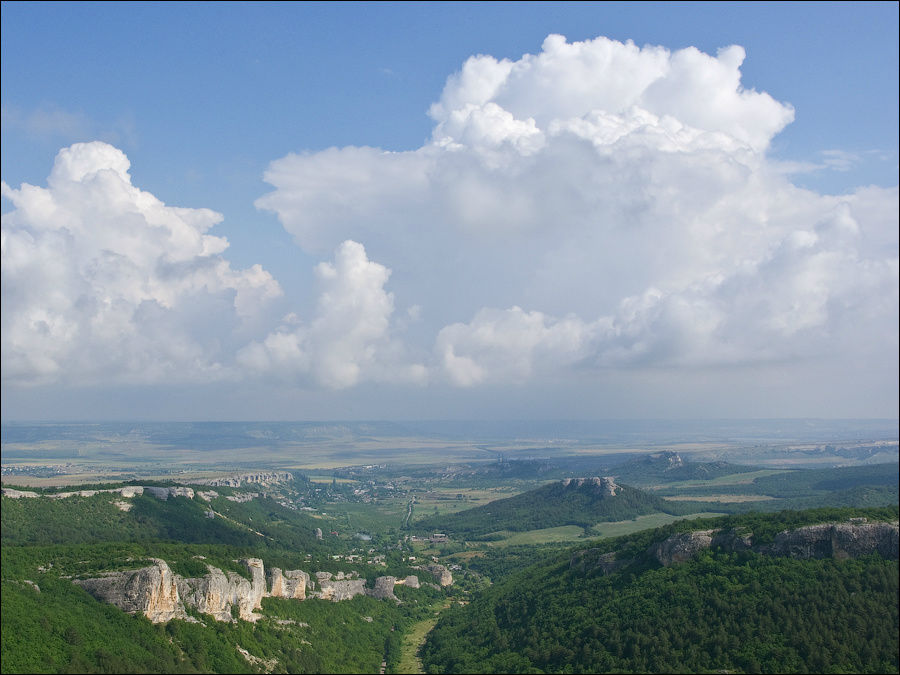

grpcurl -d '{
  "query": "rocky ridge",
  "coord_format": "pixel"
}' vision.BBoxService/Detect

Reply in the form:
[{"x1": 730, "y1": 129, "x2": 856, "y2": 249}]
[
  {"x1": 75, "y1": 557, "x2": 444, "y2": 623},
  {"x1": 191, "y1": 472, "x2": 293, "y2": 488},
  {"x1": 571, "y1": 520, "x2": 898, "y2": 573},
  {"x1": 561, "y1": 476, "x2": 620, "y2": 496},
  {"x1": 646, "y1": 520, "x2": 898, "y2": 567},
  {"x1": 647, "y1": 522, "x2": 900, "y2": 567},
  {"x1": 2, "y1": 485, "x2": 145, "y2": 500}
]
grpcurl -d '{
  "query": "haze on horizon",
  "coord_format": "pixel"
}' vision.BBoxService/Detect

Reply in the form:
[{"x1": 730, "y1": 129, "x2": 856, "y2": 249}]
[{"x1": 1, "y1": 3, "x2": 898, "y2": 422}]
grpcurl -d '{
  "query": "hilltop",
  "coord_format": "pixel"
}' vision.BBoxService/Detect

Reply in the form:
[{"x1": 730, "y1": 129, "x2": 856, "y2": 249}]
[{"x1": 414, "y1": 476, "x2": 679, "y2": 539}]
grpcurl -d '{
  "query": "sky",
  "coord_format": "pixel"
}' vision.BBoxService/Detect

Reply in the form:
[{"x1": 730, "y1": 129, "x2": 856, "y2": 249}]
[{"x1": 1, "y1": 1, "x2": 898, "y2": 421}]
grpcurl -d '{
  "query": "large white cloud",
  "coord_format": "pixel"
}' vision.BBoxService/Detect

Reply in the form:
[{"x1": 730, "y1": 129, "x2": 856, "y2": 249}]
[
  {"x1": 257, "y1": 33, "x2": 898, "y2": 392},
  {"x1": 237, "y1": 240, "x2": 427, "y2": 389},
  {"x1": 437, "y1": 190, "x2": 899, "y2": 386},
  {"x1": 5, "y1": 34, "x2": 896, "y2": 412},
  {"x1": 257, "y1": 35, "x2": 793, "y2": 253},
  {"x1": 1, "y1": 142, "x2": 282, "y2": 385}
]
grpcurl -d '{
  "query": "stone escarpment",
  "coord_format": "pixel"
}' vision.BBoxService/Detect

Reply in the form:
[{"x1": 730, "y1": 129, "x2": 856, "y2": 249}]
[
  {"x1": 75, "y1": 557, "x2": 432, "y2": 623},
  {"x1": 412, "y1": 564, "x2": 453, "y2": 587},
  {"x1": 313, "y1": 571, "x2": 367, "y2": 601},
  {"x1": 268, "y1": 568, "x2": 309, "y2": 600},
  {"x1": 176, "y1": 558, "x2": 266, "y2": 621},
  {"x1": 562, "y1": 476, "x2": 620, "y2": 496},
  {"x1": 192, "y1": 472, "x2": 293, "y2": 488},
  {"x1": 368, "y1": 576, "x2": 400, "y2": 602},
  {"x1": 647, "y1": 521, "x2": 898, "y2": 567},
  {"x1": 75, "y1": 558, "x2": 187, "y2": 623},
  {"x1": 762, "y1": 521, "x2": 899, "y2": 560},
  {"x1": 2, "y1": 485, "x2": 145, "y2": 500},
  {"x1": 649, "y1": 530, "x2": 719, "y2": 567},
  {"x1": 145, "y1": 486, "x2": 195, "y2": 500}
]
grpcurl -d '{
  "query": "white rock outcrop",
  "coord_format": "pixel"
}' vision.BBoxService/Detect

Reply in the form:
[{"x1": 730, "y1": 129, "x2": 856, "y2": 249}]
[
  {"x1": 268, "y1": 568, "x2": 309, "y2": 600},
  {"x1": 75, "y1": 558, "x2": 187, "y2": 623},
  {"x1": 75, "y1": 555, "x2": 445, "y2": 622}
]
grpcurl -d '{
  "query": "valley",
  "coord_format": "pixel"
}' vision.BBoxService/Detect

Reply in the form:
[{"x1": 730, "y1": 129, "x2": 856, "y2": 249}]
[{"x1": 1, "y1": 421, "x2": 898, "y2": 673}]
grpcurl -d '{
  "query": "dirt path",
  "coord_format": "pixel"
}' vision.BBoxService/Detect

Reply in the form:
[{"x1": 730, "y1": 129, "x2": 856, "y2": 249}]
[{"x1": 395, "y1": 602, "x2": 450, "y2": 674}]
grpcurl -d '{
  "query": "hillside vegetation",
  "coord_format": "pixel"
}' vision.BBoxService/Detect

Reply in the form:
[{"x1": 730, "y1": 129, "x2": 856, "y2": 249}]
[
  {"x1": 0, "y1": 483, "x2": 447, "y2": 674},
  {"x1": 422, "y1": 507, "x2": 900, "y2": 674},
  {"x1": 414, "y1": 477, "x2": 685, "y2": 539}
]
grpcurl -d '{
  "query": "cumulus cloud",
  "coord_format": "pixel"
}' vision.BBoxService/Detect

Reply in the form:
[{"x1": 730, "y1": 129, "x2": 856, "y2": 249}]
[
  {"x1": 1, "y1": 142, "x2": 282, "y2": 385},
  {"x1": 6, "y1": 34, "x2": 895, "y2": 407},
  {"x1": 257, "y1": 33, "x2": 898, "y2": 391},
  {"x1": 237, "y1": 240, "x2": 427, "y2": 389},
  {"x1": 436, "y1": 306, "x2": 602, "y2": 387},
  {"x1": 257, "y1": 35, "x2": 793, "y2": 250}
]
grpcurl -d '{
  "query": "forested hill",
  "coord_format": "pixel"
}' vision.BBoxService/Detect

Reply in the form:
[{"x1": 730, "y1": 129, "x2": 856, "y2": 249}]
[
  {"x1": 608, "y1": 450, "x2": 758, "y2": 485},
  {"x1": 421, "y1": 507, "x2": 900, "y2": 674},
  {"x1": 415, "y1": 477, "x2": 677, "y2": 539}
]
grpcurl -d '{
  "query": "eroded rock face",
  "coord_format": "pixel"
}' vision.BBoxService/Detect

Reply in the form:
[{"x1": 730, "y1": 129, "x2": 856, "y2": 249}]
[
  {"x1": 1, "y1": 488, "x2": 39, "y2": 498},
  {"x1": 765, "y1": 522, "x2": 899, "y2": 560},
  {"x1": 76, "y1": 559, "x2": 186, "y2": 623},
  {"x1": 268, "y1": 568, "x2": 309, "y2": 600},
  {"x1": 244, "y1": 558, "x2": 266, "y2": 613},
  {"x1": 647, "y1": 521, "x2": 900, "y2": 567},
  {"x1": 3, "y1": 486, "x2": 144, "y2": 500},
  {"x1": 316, "y1": 577, "x2": 367, "y2": 602},
  {"x1": 711, "y1": 528, "x2": 753, "y2": 552},
  {"x1": 425, "y1": 564, "x2": 453, "y2": 587},
  {"x1": 561, "y1": 476, "x2": 620, "y2": 496},
  {"x1": 73, "y1": 552, "x2": 451, "y2": 622},
  {"x1": 144, "y1": 486, "x2": 194, "y2": 500},
  {"x1": 194, "y1": 472, "x2": 293, "y2": 488},
  {"x1": 177, "y1": 558, "x2": 265, "y2": 622},
  {"x1": 368, "y1": 576, "x2": 399, "y2": 602},
  {"x1": 650, "y1": 530, "x2": 717, "y2": 566}
]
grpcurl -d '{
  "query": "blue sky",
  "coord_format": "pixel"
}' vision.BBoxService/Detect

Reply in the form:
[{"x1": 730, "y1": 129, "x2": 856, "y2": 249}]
[{"x1": 2, "y1": 2, "x2": 898, "y2": 420}]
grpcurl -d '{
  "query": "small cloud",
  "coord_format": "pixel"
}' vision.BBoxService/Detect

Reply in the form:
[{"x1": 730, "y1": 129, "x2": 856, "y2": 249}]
[
  {"x1": 820, "y1": 149, "x2": 860, "y2": 172},
  {"x1": 238, "y1": 241, "x2": 426, "y2": 388},
  {"x1": 1, "y1": 104, "x2": 138, "y2": 148},
  {"x1": 1, "y1": 103, "x2": 91, "y2": 141}
]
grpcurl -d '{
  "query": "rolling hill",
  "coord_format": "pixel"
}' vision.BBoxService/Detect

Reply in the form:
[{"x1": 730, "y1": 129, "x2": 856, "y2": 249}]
[{"x1": 414, "y1": 477, "x2": 684, "y2": 539}]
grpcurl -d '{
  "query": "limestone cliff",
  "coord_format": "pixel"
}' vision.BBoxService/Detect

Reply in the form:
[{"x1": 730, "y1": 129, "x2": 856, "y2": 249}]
[
  {"x1": 75, "y1": 558, "x2": 187, "y2": 623},
  {"x1": 193, "y1": 471, "x2": 293, "y2": 488},
  {"x1": 3, "y1": 486, "x2": 144, "y2": 499},
  {"x1": 74, "y1": 555, "x2": 442, "y2": 622},
  {"x1": 649, "y1": 530, "x2": 717, "y2": 566},
  {"x1": 268, "y1": 568, "x2": 309, "y2": 600},
  {"x1": 561, "y1": 476, "x2": 620, "y2": 496},
  {"x1": 145, "y1": 486, "x2": 195, "y2": 500},
  {"x1": 177, "y1": 558, "x2": 266, "y2": 621},
  {"x1": 313, "y1": 572, "x2": 368, "y2": 601},
  {"x1": 422, "y1": 564, "x2": 453, "y2": 587},
  {"x1": 763, "y1": 522, "x2": 899, "y2": 560},
  {"x1": 176, "y1": 567, "x2": 240, "y2": 621},
  {"x1": 649, "y1": 521, "x2": 899, "y2": 567},
  {"x1": 368, "y1": 576, "x2": 399, "y2": 602}
]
